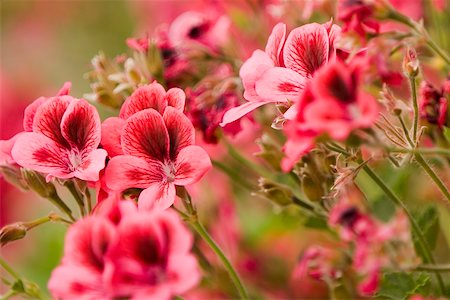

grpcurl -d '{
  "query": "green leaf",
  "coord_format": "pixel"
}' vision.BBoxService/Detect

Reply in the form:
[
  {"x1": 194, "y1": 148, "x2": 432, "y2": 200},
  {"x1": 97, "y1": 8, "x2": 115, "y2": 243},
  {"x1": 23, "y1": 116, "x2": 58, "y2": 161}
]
[
  {"x1": 412, "y1": 206, "x2": 439, "y2": 260},
  {"x1": 443, "y1": 126, "x2": 450, "y2": 143},
  {"x1": 376, "y1": 272, "x2": 431, "y2": 300},
  {"x1": 303, "y1": 216, "x2": 329, "y2": 230}
]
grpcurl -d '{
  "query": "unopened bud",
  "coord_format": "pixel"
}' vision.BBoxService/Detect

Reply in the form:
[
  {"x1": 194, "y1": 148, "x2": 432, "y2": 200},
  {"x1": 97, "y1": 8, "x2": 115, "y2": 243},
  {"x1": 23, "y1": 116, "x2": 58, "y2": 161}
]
[
  {"x1": 255, "y1": 135, "x2": 283, "y2": 170},
  {"x1": 0, "y1": 223, "x2": 27, "y2": 246},
  {"x1": 0, "y1": 166, "x2": 28, "y2": 191},
  {"x1": 21, "y1": 169, "x2": 57, "y2": 198},
  {"x1": 255, "y1": 178, "x2": 293, "y2": 206},
  {"x1": 403, "y1": 47, "x2": 420, "y2": 78}
]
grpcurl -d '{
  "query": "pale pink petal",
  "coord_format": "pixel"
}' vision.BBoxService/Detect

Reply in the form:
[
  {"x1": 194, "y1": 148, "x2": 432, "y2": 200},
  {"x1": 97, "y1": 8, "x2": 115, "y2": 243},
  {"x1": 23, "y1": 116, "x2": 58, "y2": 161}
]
[
  {"x1": 11, "y1": 132, "x2": 73, "y2": 178},
  {"x1": 166, "y1": 88, "x2": 186, "y2": 111},
  {"x1": 61, "y1": 99, "x2": 101, "y2": 153},
  {"x1": 138, "y1": 182, "x2": 176, "y2": 211},
  {"x1": 156, "y1": 211, "x2": 193, "y2": 254},
  {"x1": 105, "y1": 155, "x2": 163, "y2": 192},
  {"x1": 174, "y1": 145, "x2": 211, "y2": 186},
  {"x1": 265, "y1": 22, "x2": 287, "y2": 66},
  {"x1": 284, "y1": 104, "x2": 298, "y2": 120},
  {"x1": 239, "y1": 50, "x2": 274, "y2": 102},
  {"x1": 0, "y1": 133, "x2": 25, "y2": 166},
  {"x1": 23, "y1": 97, "x2": 47, "y2": 132},
  {"x1": 56, "y1": 81, "x2": 72, "y2": 96},
  {"x1": 33, "y1": 96, "x2": 73, "y2": 146},
  {"x1": 74, "y1": 149, "x2": 107, "y2": 182},
  {"x1": 220, "y1": 101, "x2": 267, "y2": 126},
  {"x1": 255, "y1": 67, "x2": 306, "y2": 102},
  {"x1": 281, "y1": 133, "x2": 316, "y2": 172},
  {"x1": 163, "y1": 107, "x2": 195, "y2": 159},
  {"x1": 205, "y1": 15, "x2": 231, "y2": 47},
  {"x1": 101, "y1": 117, "x2": 125, "y2": 157},
  {"x1": 121, "y1": 109, "x2": 170, "y2": 161},
  {"x1": 167, "y1": 254, "x2": 200, "y2": 294},
  {"x1": 119, "y1": 83, "x2": 167, "y2": 119},
  {"x1": 283, "y1": 23, "x2": 329, "y2": 78},
  {"x1": 131, "y1": 287, "x2": 171, "y2": 300}
]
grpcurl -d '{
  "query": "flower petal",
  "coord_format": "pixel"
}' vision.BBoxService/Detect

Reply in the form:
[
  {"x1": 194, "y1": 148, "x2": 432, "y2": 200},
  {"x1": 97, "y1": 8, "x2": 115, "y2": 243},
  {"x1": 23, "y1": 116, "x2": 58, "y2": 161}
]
[
  {"x1": 283, "y1": 23, "x2": 329, "y2": 78},
  {"x1": 121, "y1": 109, "x2": 170, "y2": 161},
  {"x1": 220, "y1": 101, "x2": 267, "y2": 126},
  {"x1": 239, "y1": 50, "x2": 274, "y2": 102},
  {"x1": 74, "y1": 149, "x2": 107, "y2": 182},
  {"x1": 23, "y1": 97, "x2": 47, "y2": 132},
  {"x1": 163, "y1": 107, "x2": 195, "y2": 159},
  {"x1": 119, "y1": 83, "x2": 167, "y2": 119},
  {"x1": 101, "y1": 117, "x2": 125, "y2": 157},
  {"x1": 32, "y1": 96, "x2": 73, "y2": 146},
  {"x1": 61, "y1": 99, "x2": 101, "y2": 153},
  {"x1": 166, "y1": 88, "x2": 186, "y2": 111},
  {"x1": 174, "y1": 145, "x2": 211, "y2": 186},
  {"x1": 138, "y1": 182, "x2": 176, "y2": 211},
  {"x1": 265, "y1": 22, "x2": 286, "y2": 66},
  {"x1": 11, "y1": 132, "x2": 73, "y2": 178},
  {"x1": 255, "y1": 67, "x2": 306, "y2": 102},
  {"x1": 105, "y1": 155, "x2": 163, "y2": 192}
]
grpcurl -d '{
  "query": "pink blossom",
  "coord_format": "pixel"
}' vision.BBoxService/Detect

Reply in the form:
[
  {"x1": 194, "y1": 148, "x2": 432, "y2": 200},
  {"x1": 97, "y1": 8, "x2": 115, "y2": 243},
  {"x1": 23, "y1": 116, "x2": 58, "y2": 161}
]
[
  {"x1": 337, "y1": 0, "x2": 380, "y2": 38},
  {"x1": 419, "y1": 80, "x2": 448, "y2": 127},
  {"x1": 126, "y1": 35, "x2": 149, "y2": 53},
  {"x1": 221, "y1": 21, "x2": 340, "y2": 126},
  {"x1": 49, "y1": 202, "x2": 199, "y2": 299},
  {"x1": 282, "y1": 59, "x2": 379, "y2": 171},
  {"x1": 292, "y1": 245, "x2": 342, "y2": 282},
  {"x1": 11, "y1": 96, "x2": 107, "y2": 182},
  {"x1": 168, "y1": 11, "x2": 230, "y2": 51},
  {"x1": 105, "y1": 107, "x2": 211, "y2": 211},
  {"x1": 101, "y1": 82, "x2": 185, "y2": 158}
]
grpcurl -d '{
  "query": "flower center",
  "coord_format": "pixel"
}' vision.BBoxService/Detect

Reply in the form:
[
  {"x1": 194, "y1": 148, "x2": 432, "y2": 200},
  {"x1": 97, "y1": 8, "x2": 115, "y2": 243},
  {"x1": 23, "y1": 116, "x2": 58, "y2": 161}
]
[
  {"x1": 162, "y1": 161, "x2": 176, "y2": 183},
  {"x1": 68, "y1": 151, "x2": 82, "y2": 171}
]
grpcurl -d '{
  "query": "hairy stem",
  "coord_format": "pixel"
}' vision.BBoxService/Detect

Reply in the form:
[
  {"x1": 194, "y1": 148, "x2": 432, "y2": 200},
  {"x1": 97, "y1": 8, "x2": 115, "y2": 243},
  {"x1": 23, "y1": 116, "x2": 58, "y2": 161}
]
[{"x1": 409, "y1": 77, "x2": 419, "y2": 143}]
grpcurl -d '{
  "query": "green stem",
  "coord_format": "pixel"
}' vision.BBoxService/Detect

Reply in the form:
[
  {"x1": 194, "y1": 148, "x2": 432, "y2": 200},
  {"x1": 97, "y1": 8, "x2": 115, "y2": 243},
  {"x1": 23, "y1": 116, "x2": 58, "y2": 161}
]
[
  {"x1": 65, "y1": 181, "x2": 85, "y2": 217},
  {"x1": 177, "y1": 188, "x2": 248, "y2": 299},
  {"x1": 0, "y1": 257, "x2": 20, "y2": 280},
  {"x1": 387, "y1": 9, "x2": 450, "y2": 65},
  {"x1": 361, "y1": 165, "x2": 446, "y2": 294},
  {"x1": 211, "y1": 159, "x2": 255, "y2": 191},
  {"x1": 416, "y1": 264, "x2": 450, "y2": 272},
  {"x1": 414, "y1": 153, "x2": 450, "y2": 202},
  {"x1": 47, "y1": 193, "x2": 76, "y2": 222},
  {"x1": 409, "y1": 77, "x2": 419, "y2": 143},
  {"x1": 388, "y1": 147, "x2": 450, "y2": 156}
]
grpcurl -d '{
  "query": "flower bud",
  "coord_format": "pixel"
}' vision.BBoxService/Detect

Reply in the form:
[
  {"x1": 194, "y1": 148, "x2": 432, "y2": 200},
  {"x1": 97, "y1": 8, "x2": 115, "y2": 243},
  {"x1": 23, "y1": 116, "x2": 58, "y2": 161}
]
[
  {"x1": 255, "y1": 178, "x2": 293, "y2": 206},
  {"x1": 0, "y1": 223, "x2": 27, "y2": 246},
  {"x1": 255, "y1": 135, "x2": 283, "y2": 171},
  {"x1": 403, "y1": 47, "x2": 420, "y2": 77},
  {"x1": 21, "y1": 169, "x2": 57, "y2": 198},
  {"x1": 0, "y1": 166, "x2": 28, "y2": 191}
]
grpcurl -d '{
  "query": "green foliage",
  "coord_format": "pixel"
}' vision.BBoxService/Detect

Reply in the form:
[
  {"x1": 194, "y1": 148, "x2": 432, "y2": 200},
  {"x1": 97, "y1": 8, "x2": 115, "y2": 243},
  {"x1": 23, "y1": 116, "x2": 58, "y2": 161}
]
[
  {"x1": 376, "y1": 272, "x2": 431, "y2": 300},
  {"x1": 412, "y1": 206, "x2": 439, "y2": 260}
]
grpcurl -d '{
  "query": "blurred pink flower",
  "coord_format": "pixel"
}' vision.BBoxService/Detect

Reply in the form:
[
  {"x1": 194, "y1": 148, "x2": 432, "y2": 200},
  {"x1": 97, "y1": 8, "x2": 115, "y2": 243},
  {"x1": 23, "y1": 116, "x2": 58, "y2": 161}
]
[
  {"x1": 105, "y1": 108, "x2": 211, "y2": 211},
  {"x1": 11, "y1": 95, "x2": 107, "y2": 182},
  {"x1": 221, "y1": 21, "x2": 340, "y2": 125},
  {"x1": 282, "y1": 58, "x2": 379, "y2": 171},
  {"x1": 419, "y1": 79, "x2": 448, "y2": 127},
  {"x1": 49, "y1": 202, "x2": 199, "y2": 299}
]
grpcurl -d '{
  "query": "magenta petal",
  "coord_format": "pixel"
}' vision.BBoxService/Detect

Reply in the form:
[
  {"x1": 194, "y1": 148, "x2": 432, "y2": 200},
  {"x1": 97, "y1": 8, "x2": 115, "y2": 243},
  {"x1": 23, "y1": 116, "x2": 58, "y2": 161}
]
[
  {"x1": 23, "y1": 97, "x2": 47, "y2": 132},
  {"x1": 101, "y1": 117, "x2": 125, "y2": 157},
  {"x1": 74, "y1": 149, "x2": 107, "y2": 182},
  {"x1": 220, "y1": 101, "x2": 267, "y2": 126},
  {"x1": 265, "y1": 22, "x2": 287, "y2": 66},
  {"x1": 163, "y1": 107, "x2": 195, "y2": 159},
  {"x1": 255, "y1": 67, "x2": 306, "y2": 102},
  {"x1": 283, "y1": 23, "x2": 329, "y2": 78},
  {"x1": 32, "y1": 96, "x2": 73, "y2": 146},
  {"x1": 174, "y1": 145, "x2": 211, "y2": 186},
  {"x1": 11, "y1": 132, "x2": 73, "y2": 178},
  {"x1": 121, "y1": 109, "x2": 170, "y2": 161},
  {"x1": 138, "y1": 182, "x2": 176, "y2": 211},
  {"x1": 61, "y1": 99, "x2": 102, "y2": 153},
  {"x1": 105, "y1": 155, "x2": 163, "y2": 192},
  {"x1": 166, "y1": 88, "x2": 186, "y2": 111},
  {"x1": 120, "y1": 83, "x2": 167, "y2": 119}
]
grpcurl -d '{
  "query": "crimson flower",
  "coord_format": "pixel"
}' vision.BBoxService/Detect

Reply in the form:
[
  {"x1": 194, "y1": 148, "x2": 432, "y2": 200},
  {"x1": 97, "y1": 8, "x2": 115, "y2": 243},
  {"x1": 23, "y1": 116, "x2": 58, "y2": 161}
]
[
  {"x1": 11, "y1": 96, "x2": 107, "y2": 181},
  {"x1": 105, "y1": 107, "x2": 211, "y2": 211}
]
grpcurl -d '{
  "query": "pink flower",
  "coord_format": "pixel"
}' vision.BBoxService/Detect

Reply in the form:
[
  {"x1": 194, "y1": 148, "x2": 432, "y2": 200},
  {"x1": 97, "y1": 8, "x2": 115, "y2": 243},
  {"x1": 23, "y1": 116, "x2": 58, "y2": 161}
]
[
  {"x1": 126, "y1": 35, "x2": 149, "y2": 53},
  {"x1": 337, "y1": 0, "x2": 380, "y2": 38},
  {"x1": 168, "y1": 11, "x2": 230, "y2": 51},
  {"x1": 101, "y1": 82, "x2": 185, "y2": 158},
  {"x1": 221, "y1": 21, "x2": 340, "y2": 125},
  {"x1": 105, "y1": 107, "x2": 211, "y2": 211},
  {"x1": 49, "y1": 201, "x2": 200, "y2": 299},
  {"x1": 11, "y1": 96, "x2": 107, "y2": 182},
  {"x1": 282, "y1": 58, "x2": 379, "y2": 171},
  {"x1": 419, "y1": 80, "x2": 448, "y2": 127},
  {"x1": 292, "y1": 245, "x2": 342, "y2": 282}
]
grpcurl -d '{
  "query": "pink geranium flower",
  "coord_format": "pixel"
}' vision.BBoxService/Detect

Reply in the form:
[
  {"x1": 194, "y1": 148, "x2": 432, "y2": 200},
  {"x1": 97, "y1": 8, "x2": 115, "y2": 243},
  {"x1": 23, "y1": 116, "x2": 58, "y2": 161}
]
[
  {"x1": 101, "y1": 82, "x2": 185, "y2": 158},
  {"x1": 221, "y1": 21, "x2": 340, "y2": 125},
  {"x1": 11, "y1": 95, "x2": 107, "y2": 182},
  {"x1": 105, "y1": 107, "x2": 211, "y2": 211},
  {"x1": 282, "y1": 58, "x2": 379, "y2": 171},
  {"x1": 49, "y1": 201, "x2": 200, "y2": 300}
]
